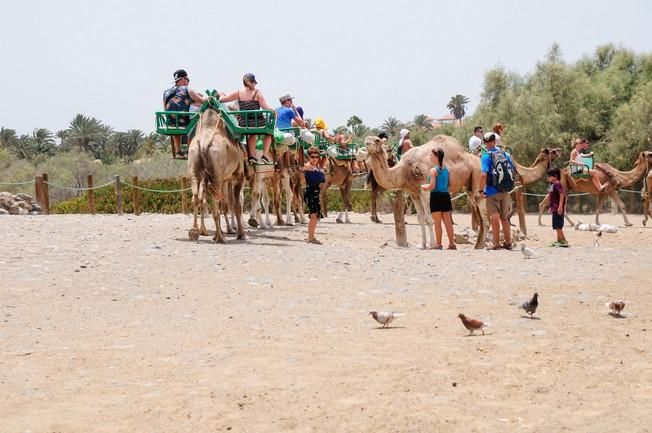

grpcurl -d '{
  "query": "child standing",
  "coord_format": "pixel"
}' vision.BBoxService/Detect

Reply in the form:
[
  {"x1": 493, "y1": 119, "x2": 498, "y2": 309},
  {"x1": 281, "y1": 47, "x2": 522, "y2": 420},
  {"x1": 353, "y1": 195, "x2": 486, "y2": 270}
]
[
  {"x1": 546, "y1": 168, "x2": 568, "y2": 247},
  {"x1": 302, "y1": 147, "x2": 326, "y2": 244},
  {"x1": 421, "y1": 148, "x2": 456, "y2": 250}
]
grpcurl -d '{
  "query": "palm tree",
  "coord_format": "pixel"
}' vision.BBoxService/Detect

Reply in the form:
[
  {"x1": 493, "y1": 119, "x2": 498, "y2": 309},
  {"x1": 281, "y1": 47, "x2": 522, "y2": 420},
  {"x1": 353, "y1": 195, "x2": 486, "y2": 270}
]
[
  {"x1": 380, "y1": 116, "x2": 401, "y2": 137},
  {"x1": 447, "y1": 94, "x2": 470, "y2": 124},
  {"x1": 31, "y1": 128, "x2": 57, "y2": 157},
  {"x1": 0, "y1": 127, "x2": 18, "y2": 149},
  {"x1": 65, "y1": 114, "x2": 110, "y2": 159},
  {"x1": 412, "y1": 114, "x2": 433, "y2": 130}
]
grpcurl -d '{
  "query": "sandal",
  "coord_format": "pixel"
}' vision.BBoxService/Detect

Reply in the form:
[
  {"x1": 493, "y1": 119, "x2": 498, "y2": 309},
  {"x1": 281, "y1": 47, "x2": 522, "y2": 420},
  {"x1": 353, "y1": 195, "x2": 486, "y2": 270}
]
[
  {"x1": 489, "y1": 245, "x2": 503, "y2": 250},
  {"x1": 307, "y1": 238, "x2": 322, "y2": 245},
  {"x1": 432, "y1": 245, "x2": 443, "y2": 250},
  {"x1": 248, "y1": 156, "x2": 258, "y2": 165},
  {"x1": 503, "y1": 243, "x2": 513, "y2": 250},
  {"x1": 447, "y1": 245, "x2": 457, "y2": 250}
]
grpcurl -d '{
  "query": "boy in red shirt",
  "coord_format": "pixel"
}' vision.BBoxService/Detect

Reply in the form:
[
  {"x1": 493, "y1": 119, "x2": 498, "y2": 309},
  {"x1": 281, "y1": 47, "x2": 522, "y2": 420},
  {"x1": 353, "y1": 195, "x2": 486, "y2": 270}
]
[{"x1": 546, "y1": 168, "x2": 568, "y2": 247}]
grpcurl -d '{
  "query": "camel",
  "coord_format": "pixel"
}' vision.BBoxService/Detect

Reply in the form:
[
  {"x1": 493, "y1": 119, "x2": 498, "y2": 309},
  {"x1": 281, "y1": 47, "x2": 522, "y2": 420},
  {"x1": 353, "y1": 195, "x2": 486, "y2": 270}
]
[
  {"x1": 320, "y1": 157, "x2": 353, "y2": 224},
  {"x1": 538, "y1": 151, "x2": 652, "y2": 227},
  {"x1": 362, "y1": 147, "x2": 398, "y2": 223},
  {"x1": 364, "y1": 135, "x2": 485, "y2": 249},
  {"x1": 187, "y1": 107, "x2": 246, "y2": 242},
  {"x1": 510, "y1": 147, "x2": 563, "y2": 235},
  {"x1": 641, "y1": 158, "x2": 652, "y2": 226}
]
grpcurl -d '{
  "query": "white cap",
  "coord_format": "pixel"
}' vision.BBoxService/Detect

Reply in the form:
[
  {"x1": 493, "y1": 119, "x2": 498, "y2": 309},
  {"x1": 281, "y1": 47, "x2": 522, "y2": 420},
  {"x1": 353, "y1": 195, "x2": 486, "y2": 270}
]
[
  {"x1": 400, "y1": 128, "x2": 410, "y2": 138},
  {"x1": 483, "y1": 132, "x2": 497, "y2": 142}
]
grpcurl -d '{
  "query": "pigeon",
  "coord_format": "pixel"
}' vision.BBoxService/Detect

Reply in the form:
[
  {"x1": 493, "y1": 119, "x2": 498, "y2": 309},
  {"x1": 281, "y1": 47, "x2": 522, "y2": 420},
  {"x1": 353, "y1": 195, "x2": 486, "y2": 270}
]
[
  {"x1": 520, "y1": 292, "x2": 539, "y2": 318},
  {"x1": 606, "y1": 300, "x2": 626, "y2": 316},
  {"x1": 458, "y1": 313, "x2": 490, "y2": 335},
  {"x1": 369, "y1": 311, "x2": 403, "y2": 328},
  {"x1": 594, "y1": 231, "x2": 602, "y2": 247},
  {"x1": 520, "y1": 244, "x2": 536, "y2": 259}
]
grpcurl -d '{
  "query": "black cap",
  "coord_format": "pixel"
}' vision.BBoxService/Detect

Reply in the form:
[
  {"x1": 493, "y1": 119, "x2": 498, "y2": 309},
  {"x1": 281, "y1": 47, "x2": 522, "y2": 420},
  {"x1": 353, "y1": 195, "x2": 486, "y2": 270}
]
[
  {"x1": 243, "y1": 72, "x2": 257, "y2": 84},
  {"x1": 174, "y1": 69, "x2": 188, "y2": 82}
]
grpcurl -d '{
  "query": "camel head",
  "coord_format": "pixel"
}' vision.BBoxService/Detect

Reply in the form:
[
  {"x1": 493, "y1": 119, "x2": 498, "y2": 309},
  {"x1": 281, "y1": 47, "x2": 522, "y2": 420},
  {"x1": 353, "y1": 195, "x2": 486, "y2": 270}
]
[
  {"x1": 364, "y1": 136, "x2": 384, "y2": 155},
  {"x1": 534, "y1": 147, "x2": 563, "y2": 168},
  {"x1": 643, "y1": 150, "x2": 652, "y2": 166}
]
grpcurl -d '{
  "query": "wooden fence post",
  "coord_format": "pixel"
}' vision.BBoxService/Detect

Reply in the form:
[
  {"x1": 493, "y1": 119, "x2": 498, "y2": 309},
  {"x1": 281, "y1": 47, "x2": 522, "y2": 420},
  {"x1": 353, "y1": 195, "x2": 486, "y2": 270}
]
[
  {"x1": 41, "y1": 173, "x2": 50, "y2": 215},
  {"x1": 34, "y1": 175, "x2": 43, "y2": 210},
  {"x1": 181, "y1": 177, "x2": 188, "y2": 214},
  {"x1": 115, "y1": 175, "x2": 123, "y2": 215},
  {"x1": 132, "y1": 176, "x2": 140, "y2": 215},
  {"x1": 392, "y1": 191, "x2": 408, "y2": 247},
  {"x1": 87, "y1": 175, "x2": 95, "y2": 214}
]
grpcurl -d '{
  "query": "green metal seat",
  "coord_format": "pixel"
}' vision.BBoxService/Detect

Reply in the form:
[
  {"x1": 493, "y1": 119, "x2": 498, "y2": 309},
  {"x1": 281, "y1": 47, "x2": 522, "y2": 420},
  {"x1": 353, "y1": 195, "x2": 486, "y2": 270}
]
[{"x1": 570, "y1": 155, "x2": 593, "y2": 179}]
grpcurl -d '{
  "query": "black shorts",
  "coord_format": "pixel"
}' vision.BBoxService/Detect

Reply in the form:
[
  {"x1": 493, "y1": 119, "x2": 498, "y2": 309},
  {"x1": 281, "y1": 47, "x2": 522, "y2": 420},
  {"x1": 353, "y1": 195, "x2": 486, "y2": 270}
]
[
  {"x1": 304, "y1": 185, "x2": 323, "y2": 218},
  {"x1": 430, "y1": 191, "x2": 452, "y2": 213},
  {"x1": 552, "y1": 213, "x2": 565, "y2": 230}
]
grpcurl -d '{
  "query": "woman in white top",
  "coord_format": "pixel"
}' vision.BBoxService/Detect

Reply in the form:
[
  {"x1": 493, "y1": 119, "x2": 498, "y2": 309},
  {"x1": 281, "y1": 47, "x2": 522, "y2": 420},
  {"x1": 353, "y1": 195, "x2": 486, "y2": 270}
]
[{"x1": 569, "y1": 138, "x2": 607, "y2": 191}]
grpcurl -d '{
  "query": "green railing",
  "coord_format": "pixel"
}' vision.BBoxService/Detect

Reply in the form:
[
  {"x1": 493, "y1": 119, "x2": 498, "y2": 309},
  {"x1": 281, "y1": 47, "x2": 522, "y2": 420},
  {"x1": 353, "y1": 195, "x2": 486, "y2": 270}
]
[{"x1": 155, "y1": 90, "x2": 276, "y2": 141}]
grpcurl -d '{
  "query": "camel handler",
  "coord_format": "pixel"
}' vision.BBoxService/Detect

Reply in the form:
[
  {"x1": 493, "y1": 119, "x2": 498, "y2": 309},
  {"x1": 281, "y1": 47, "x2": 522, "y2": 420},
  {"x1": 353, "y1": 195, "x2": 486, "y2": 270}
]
[{"x1": 162, "y1": 69, "x2": 208, "y2": 158}]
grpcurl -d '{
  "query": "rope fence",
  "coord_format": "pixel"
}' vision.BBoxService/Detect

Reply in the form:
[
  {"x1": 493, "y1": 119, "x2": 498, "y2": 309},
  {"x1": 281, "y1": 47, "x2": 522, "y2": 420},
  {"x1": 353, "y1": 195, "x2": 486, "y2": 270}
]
[{"x1": 1, "y1": 172, "x2": 648, "y2": 216}]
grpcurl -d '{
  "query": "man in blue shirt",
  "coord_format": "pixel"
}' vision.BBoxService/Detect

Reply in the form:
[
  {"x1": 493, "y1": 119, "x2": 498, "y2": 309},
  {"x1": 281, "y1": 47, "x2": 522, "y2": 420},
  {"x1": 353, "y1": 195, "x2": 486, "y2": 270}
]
[
  {"x1": 480, "y1": 132, "x2": 513, "y2": 250},
  {"x1": 276, "y1": 94, "x2": 306, "y2": 129}
]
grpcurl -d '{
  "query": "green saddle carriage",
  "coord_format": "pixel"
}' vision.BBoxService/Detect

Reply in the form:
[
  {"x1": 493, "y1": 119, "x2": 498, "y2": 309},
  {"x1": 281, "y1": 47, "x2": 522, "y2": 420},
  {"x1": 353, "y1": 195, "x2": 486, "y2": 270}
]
[
  {"x1": 569, "y1": 155, "x2": 594, "y2": 179},
  {"x1": 155, "y1": 90, "x2": 276, "y2": 159}
]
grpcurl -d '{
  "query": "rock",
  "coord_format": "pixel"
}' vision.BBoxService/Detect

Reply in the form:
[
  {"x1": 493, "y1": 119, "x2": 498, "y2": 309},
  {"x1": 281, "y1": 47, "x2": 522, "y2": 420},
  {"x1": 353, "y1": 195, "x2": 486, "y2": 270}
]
[{"x1": 15, "y1": 193, "x2": 33, "y2": 202}]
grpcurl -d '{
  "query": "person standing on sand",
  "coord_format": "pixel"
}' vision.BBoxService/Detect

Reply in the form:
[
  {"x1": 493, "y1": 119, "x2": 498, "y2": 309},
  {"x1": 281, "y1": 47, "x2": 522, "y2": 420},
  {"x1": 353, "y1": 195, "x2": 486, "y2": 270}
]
[
  {"x1": 421, "y1": 148, "x2": 456, "y2": 250},
  {"x1": 302, "y1": 147, "x2": 326, "y2": 244},
  {"x1": 545, "y1": 168, "x2": 568, "y2": 247}
]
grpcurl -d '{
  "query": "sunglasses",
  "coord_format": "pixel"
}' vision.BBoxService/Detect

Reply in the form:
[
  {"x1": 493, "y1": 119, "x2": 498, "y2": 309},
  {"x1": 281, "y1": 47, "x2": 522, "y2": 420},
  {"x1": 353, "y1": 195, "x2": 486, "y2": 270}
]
[{"x1": 308, "y1": 155, "x2": 319, "y2": 159}]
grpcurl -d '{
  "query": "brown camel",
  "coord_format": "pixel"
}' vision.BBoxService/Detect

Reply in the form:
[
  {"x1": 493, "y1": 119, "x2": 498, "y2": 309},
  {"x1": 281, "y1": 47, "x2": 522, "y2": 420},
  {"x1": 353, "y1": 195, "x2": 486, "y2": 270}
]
[
  {"x1": 362, "y1": 147, "x2": 398, "y2": 223},
  {"x1": 510, "y1": 147, "x2": 563, "y2": 235},
  {"x1": 187, "y1": 107, "x2": 245, "y2": 242},
  {"x1": 364, "y1": 135, "x2": 485, "y2": 249},
  {"x1": 538, "y1": 151, "x2": 652, "y2": 227},
  {"x1": 641, "y1": 157, "x2": 652, "y2": 226},
  {"x1": 320, "y1": 157, "x2": 353, "y2": 224}
]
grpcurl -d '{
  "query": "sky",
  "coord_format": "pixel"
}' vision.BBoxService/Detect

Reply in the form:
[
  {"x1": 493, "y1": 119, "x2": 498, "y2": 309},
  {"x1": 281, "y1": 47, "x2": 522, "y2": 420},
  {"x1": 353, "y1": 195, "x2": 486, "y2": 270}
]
[{"x1": 2, "y1": 0, "x2": 651, "y2": 135}]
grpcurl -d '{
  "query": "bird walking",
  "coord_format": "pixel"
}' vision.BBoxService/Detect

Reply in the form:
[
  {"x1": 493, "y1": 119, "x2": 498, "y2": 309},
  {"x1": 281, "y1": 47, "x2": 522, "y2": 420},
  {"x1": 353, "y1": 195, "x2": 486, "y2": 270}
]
[
  {"x1": 520, "y1": 292, "x2": 539, "y2": 318},
  {"x1": 594, "y1": 231, "x2": 602, "y2": 248},
  {"x1": 606, "y1": 300, "x2": 626, "y2": 317},
  {"x1": 369, "y1": 311, "x2": 403, "y2": 328},
  {"x1": 520, "y1": 244, "x2": 536, "y2": 259},
  {"x1": 458, "y1": 313, "x2": 489, "y2": 336}
]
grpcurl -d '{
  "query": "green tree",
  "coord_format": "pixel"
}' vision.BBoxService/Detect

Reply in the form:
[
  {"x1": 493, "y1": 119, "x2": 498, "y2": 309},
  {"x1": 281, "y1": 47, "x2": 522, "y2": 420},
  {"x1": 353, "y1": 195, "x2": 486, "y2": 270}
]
[
  {"x1": 31, "y1": 128, "x2": 57, "y2": 157},
  {"x1": 0, "y1": 127, "x2": 18, "y2": 149},
  {"x1": 412, "y1": 114, "x2": 433, "y2": 130},
  {"x1": 380, "y1": 116, "x2": 401, "y2": 137},
  {"x1": 65, "y1": 114, "x2": 110, "y2": 159},
  {"x1": 446, "y1": 95, "x2": 470, "y2": 123}
]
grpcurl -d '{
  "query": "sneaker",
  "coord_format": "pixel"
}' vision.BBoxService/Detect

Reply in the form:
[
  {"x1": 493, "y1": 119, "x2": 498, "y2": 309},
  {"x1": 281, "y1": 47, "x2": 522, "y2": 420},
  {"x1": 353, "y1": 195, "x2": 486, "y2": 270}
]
[
  {"x1": 557, "y1": 239, "x2": 569, "y2": 247},
  {"x1": 261, "y1": 155, "x2": 272, "y2": 164}
]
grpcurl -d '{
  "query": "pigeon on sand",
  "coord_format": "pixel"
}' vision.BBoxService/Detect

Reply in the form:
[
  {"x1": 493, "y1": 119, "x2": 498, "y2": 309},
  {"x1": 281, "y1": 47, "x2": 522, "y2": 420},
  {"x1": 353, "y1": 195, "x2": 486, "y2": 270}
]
[
  {"x1": 520, "y1": 244, "x2": 536, "y2": 259},
  {"x1": 606, "y1": 300, "x2": 626, "y2": 317},
  {"x1": 520, "y1": 292, "x2": 539, "y2": 318},
  {"x1": 458, "y1": 313, "x2": 490, "y2": 335},
  {"x1": 369, "y1": 311, "x2": 404, "y2": 328}
]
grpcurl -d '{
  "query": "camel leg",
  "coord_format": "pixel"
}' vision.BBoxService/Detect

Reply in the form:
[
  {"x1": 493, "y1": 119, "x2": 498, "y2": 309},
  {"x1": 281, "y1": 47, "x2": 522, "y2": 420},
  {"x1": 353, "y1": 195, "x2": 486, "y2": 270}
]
[
  {"x1": 595, "y1": 194, "x2": 606, "y2": 226},
  {"x1": 223, "y1": 183, "x2": 235, "y2": 234},
  {"x1": 272, "y1": 173, "x2": 284, "y2": 226},
  {"x1": 233, "y1": 173, "x2": 246, "y2": 240},
  {"x1": 344, "y1": 179, "x2": 352, "y2": 223},
  {"x1": 608, "y1": 191, "x2": 632, "y2": 226},
  {"x1": 470, "y1": 194, "x2": 486, "y2": 249},
  {"x1": 370, "y1": 186, "x2": 381, "y2": 223},
  {"x1": 212, "y1": 188, "x2": 226, "y2": 243},
  {"x1": 410, "y1": 191, "x2": 435, "y2": 249},
  {"x1": 515, "y1": 189, "x2": 527, "y2": 235},
  {"x1": 249, "y1": 175, "x2": 262, "y2": 228},
  {"x1": 281, "y1": 169, "x2": 294, "y2": 226},
  {"x1": 188, "y1": 174, "x2": 201, "y2": 241},
  {"x1": 320, "y1": 182, "x2": 330, "y2": 218},
  {"x1": 199, "y1": 181, "x2": 209, "y2": 236},
  {"x1": 260, "y1": 181, "x2": 272, "y2": 229},
  {"x1": 538, "y1": 195, "x2": 549, "y2": 226},
  {"x1": 643, "y1": 194, "x2": 650, "y2": 226}
]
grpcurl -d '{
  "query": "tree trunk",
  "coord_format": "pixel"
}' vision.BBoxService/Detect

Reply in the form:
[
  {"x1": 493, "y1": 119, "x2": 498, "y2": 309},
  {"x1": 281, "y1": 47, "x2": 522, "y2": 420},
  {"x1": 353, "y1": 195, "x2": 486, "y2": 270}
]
[{"x1": 392, "y1": 192, "x2": 408, "y2": 247}]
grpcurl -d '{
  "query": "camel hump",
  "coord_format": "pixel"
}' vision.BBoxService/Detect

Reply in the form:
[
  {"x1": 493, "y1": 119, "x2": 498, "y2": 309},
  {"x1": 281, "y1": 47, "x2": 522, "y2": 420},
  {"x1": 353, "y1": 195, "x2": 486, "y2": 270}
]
[{"x1": 594, "y1": 162, "x2": 616, "y2": 178}]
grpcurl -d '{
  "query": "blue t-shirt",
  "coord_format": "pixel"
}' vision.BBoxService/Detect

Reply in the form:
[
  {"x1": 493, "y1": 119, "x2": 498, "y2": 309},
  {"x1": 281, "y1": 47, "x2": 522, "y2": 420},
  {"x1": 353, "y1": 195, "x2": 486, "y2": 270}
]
[
  {"x1": 481, "y1": 148, "x2": 513, "y2": 196},
  {"x1": 276, "y1": 107, "x2": 296, "y2": 129},
  {"x1": 434, "y1": 166, "x2": 449, "y2": 192}
]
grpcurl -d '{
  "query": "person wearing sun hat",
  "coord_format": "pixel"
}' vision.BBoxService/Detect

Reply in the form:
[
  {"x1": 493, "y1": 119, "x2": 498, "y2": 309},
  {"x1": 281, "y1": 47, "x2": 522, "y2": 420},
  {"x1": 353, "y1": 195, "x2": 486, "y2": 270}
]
[
  {"x1": 276, "y1": 94, "x2": 306, "y2": 129},
  {"x1": 395, "y1": 128, "x2": 412, "y2": 160},
  {"x1": 162, "y1": 69, "x2": 208, "y2": 158},
  {"x1": 219, "y1": 73, "x2": 274, "y2": 165}
]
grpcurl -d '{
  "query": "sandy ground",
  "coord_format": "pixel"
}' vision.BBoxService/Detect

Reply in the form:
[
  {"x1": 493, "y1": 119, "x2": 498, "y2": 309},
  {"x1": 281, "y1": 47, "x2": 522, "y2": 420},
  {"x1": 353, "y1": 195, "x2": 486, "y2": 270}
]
[{"x1": 1, "y1": 211, "x2": 651, "y2": 433}]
